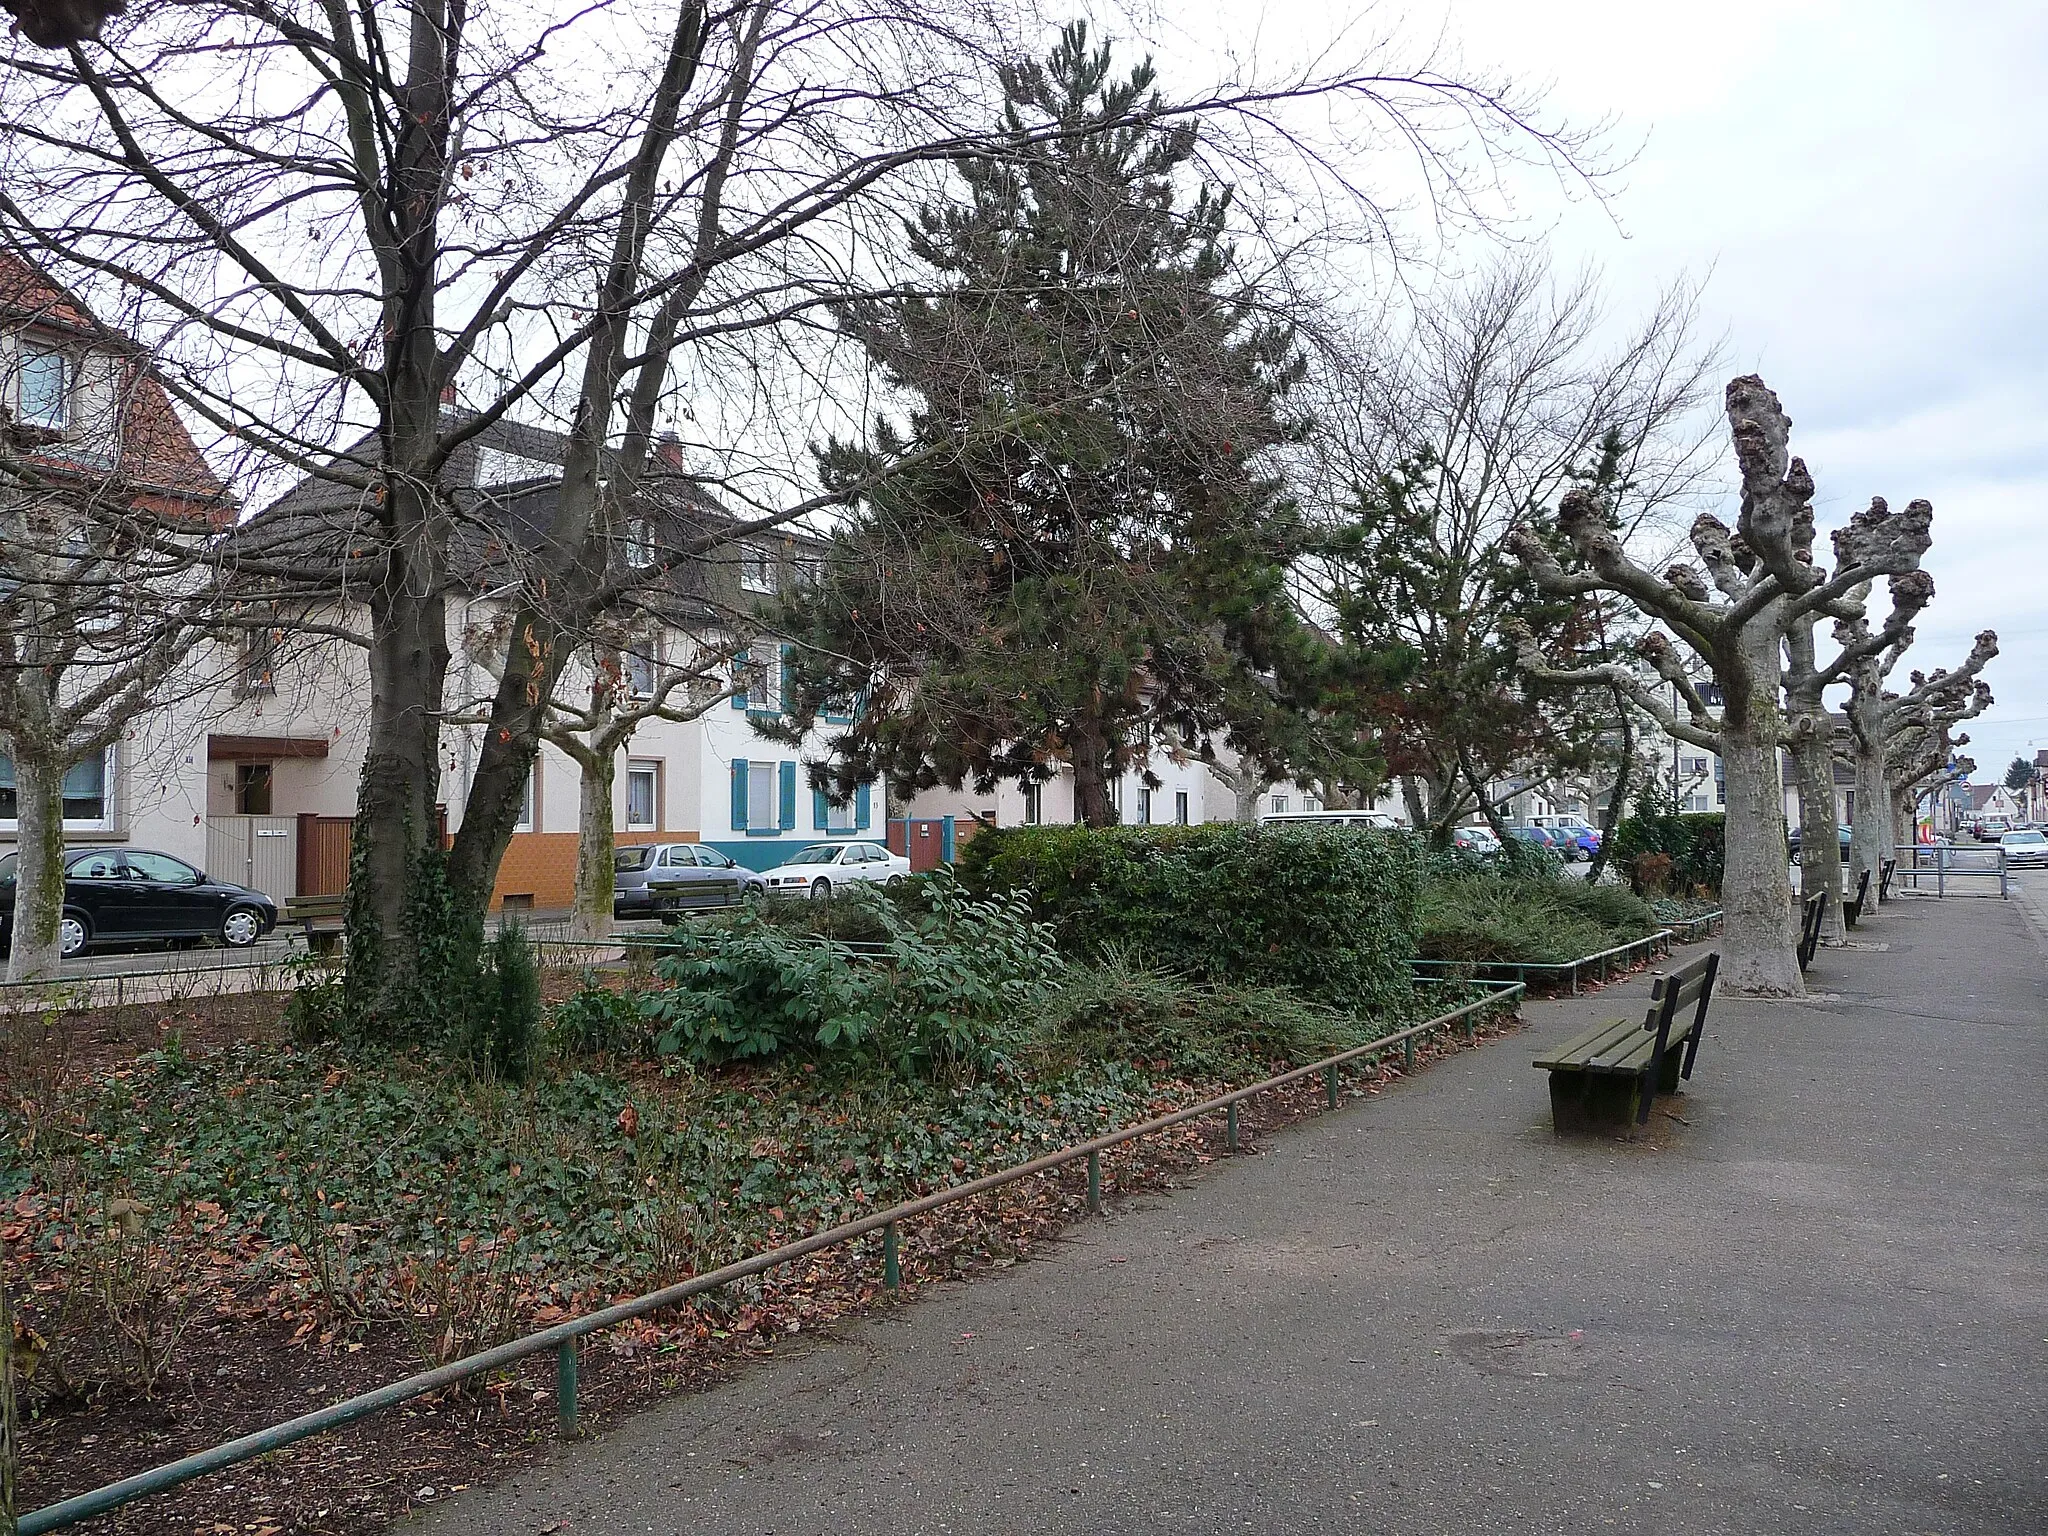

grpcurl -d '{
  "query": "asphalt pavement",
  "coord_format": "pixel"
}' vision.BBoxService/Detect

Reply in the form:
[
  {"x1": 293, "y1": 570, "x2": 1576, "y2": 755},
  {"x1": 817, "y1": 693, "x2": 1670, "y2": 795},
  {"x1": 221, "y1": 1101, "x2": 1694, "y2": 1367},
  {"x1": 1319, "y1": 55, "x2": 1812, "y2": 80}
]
[{"x1": 420, "y1": 893, "x2": 2046, "y2": 1535}]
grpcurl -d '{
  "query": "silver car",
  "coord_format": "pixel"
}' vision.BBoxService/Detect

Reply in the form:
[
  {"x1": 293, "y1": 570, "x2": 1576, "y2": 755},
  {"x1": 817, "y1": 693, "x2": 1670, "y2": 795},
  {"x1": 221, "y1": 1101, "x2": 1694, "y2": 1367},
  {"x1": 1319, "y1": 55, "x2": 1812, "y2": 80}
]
[
  {"x1": 614, "y1": 843, "x2": 765, "y2": 916},
  {"x1": 1997, "y1": 829, "x2": 2048, "y2": 868}
]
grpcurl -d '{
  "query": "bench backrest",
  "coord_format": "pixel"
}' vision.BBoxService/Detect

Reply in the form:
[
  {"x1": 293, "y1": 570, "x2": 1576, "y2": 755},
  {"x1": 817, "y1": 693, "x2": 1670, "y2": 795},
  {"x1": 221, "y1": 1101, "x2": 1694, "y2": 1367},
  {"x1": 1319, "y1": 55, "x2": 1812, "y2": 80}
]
[
  {"x1": 1641, "y1": 951, "x2": 1718, "y2": 1057},
  {"x1": 1797, "y1": 889, "x2": 1829, "y2": 969},
  {"x1": 286, "y1": 894, "x2": 347, "y2": 919}
]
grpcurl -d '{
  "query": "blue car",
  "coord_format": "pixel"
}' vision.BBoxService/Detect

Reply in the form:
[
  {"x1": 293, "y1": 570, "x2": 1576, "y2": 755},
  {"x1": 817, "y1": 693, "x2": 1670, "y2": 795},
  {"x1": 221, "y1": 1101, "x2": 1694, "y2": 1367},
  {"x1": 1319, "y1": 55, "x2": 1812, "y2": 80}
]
[{"x1": 1506, "y1": 826, "x2": 1566, "y2": 861}]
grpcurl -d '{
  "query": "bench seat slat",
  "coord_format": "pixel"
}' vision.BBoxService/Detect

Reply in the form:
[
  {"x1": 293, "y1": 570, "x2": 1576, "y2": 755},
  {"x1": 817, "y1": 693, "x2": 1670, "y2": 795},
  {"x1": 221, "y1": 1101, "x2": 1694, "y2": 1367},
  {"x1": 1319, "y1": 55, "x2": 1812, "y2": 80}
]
[{"x1": 1533, "y1": 1016, "x2": 1642, "y2": 1071}]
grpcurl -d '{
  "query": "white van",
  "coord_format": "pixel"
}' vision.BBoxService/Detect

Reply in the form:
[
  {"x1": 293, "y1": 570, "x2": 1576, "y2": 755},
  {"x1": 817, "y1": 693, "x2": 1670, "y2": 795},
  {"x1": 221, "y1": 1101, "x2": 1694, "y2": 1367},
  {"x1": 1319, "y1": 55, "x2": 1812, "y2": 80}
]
[{"x1": 1257, "y1": 810, "x2": 1404, "y2": 830}]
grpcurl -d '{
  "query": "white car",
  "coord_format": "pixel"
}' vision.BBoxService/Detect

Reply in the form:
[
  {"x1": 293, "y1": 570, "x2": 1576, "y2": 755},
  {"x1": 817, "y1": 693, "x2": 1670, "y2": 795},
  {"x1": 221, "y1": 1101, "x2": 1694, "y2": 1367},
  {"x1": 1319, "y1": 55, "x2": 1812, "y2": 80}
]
[
  {"x1": 763, "y1": 841, "x2": 913, "y2": 897},
  {"x1": 1997, "y1": 829, "x2": 2048, "y2": 868}
]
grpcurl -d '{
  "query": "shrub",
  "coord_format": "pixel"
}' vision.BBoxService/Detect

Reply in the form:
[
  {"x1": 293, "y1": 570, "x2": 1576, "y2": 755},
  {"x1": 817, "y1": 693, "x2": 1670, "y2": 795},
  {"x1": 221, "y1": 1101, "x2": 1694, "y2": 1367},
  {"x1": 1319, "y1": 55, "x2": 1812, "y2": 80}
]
[
  {"x1": 465, "y1": 926, "x2": 541, "y2": 1084},
  {"x1": 955, "y1": 823, "x2": 1422, "y2": 1015},
  {"x1": 1417, "y1": 869, "x2": 1661, "y2": 965},
  {"x1": 642, "y1": 874, "x2": 1063, "y2": 1073},
  {"x1": 1609, "y1": 812, "x2": 1725, "y2": 895},
  {"x1": 547, "y1": 978, "x2": 651, "y2": 1059}
]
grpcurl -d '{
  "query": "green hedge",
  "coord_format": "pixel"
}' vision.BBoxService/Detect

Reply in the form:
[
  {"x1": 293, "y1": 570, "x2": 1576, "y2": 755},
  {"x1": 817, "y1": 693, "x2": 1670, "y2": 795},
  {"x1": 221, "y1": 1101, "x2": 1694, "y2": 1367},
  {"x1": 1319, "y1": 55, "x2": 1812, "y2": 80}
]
[
  {"x1": 1608, "y1": 811, "x2": 1724, "y2": 895},
  {"x1": 954, "y1": 824, "x2": 1422, "y2": 1015}
]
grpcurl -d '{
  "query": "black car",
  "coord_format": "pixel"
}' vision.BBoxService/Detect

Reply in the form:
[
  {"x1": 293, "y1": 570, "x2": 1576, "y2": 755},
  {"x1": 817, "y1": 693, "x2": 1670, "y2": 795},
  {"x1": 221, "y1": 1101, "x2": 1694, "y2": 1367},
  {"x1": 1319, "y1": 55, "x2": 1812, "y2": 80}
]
[
  {"x1": 1786, "y1": 824, "x2": 1854, "y2": 864},
  {"x1": 0, "y1": 847, "x2": 279, "y2": 959}
]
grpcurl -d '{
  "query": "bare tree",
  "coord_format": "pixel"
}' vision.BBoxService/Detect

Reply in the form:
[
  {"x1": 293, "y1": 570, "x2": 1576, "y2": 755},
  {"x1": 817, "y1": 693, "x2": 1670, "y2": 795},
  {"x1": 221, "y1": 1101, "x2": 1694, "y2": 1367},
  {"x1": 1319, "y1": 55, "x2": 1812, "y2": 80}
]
[
  {"x1": 1303, "y1": 255, "x2": 1722, "y2": 841},
  {"x1": 1853, "y1": 636, "x2": 1996, "y2": 861},
  {"x1": 3, "y1": 1, "x2": 1609, "y2": 1028},
  {"x1": 1509, "y1": 376, "x2": 1933, "y2": 996}
]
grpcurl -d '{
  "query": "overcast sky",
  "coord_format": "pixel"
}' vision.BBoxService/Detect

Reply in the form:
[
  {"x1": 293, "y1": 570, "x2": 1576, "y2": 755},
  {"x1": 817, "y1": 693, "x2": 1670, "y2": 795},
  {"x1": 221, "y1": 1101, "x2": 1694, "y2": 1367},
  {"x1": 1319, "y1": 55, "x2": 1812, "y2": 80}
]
[{"x1": 1151, "y1": 0, "x2": 2047, "y2": 782}]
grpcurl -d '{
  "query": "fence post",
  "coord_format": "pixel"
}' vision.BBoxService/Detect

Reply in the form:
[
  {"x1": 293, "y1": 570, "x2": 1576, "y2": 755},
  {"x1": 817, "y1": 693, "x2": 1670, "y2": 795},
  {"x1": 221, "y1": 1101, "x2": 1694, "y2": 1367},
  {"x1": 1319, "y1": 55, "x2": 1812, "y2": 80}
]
[
  {"x1": 1325, "y1": 1062, "x2": 1339, "y2": 1110},
  {"x1": 2000, "y1": 851, "x2": 2008, "y2": 900},
  {"x1": 1938, "y1": 846, "x2": 1947, "y2": 898},
  {"x1": 882, "y1": 1221, "x2": 900, "y2": 1291},
  {"x1": 1403, "y1": 1035, "x2": 1415, "y2": 1074},
  {"x1": 1225, "y1": 1102, "x2": 1239, "y2": 1154},
  {"x1": 555, "y1": 1339, "x2": 579, "y2": 1440},
  {"x1": 1086, "y1": 1150, "x2": 1102, "y2": 1215}
]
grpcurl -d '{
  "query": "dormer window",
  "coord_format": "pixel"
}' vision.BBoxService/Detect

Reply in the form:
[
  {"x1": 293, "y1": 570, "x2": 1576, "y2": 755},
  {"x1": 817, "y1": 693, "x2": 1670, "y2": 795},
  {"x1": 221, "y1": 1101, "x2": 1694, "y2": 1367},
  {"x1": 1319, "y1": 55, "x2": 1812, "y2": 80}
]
[{"x1": 18, "y1": 344, "x2": 71, "y2": 429}]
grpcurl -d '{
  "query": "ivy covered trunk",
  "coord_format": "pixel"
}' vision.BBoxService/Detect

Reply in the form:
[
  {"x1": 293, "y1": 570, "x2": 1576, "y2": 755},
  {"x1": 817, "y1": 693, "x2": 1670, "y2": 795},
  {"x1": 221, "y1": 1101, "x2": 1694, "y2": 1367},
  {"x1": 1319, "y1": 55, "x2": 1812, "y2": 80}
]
[
  {"x1": 570, "y1": 747, "x2": 616, "y2": 943},
  {"x1": 4, "y1": 751, "x2": 66, "y2": 983}
]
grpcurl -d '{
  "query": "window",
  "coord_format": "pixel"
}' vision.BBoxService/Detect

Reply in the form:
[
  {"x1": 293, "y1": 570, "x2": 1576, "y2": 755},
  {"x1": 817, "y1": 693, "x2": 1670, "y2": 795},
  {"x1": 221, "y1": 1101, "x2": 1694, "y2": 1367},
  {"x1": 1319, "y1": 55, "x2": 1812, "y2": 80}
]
[
  {"x1": 514, "y1": 761, "x2": 536, "y2": 831},
  {"x1": 740, "y1": 542, "x2": 776, "y2": 594},
  {"x1": 792, "y1": 554, "x2": 823, "y2": 589},
  {"x1": 623, "y1": 635, "x2": 659, "y2": 698},
  {"x1": 744, "y1": 652, "x2": 778, "y2": 713},
  {"x1": 123, "y1": 851, "x2": 201, "y2": 885},
  {"x1": 624, "y1": 517, "x2": 655, "y2": 569},
  {"x1": 1136, "y1": 786, "x2": 1152, "y2": 825},
  {"x1": 824, "y1": 794, "x2": 856, "y2": 833},
  {"x1": 1304, "y1": 798, "x2": 1323, "y2": 813},
  {"x1": 241, "y1": 627, "x2": 278, "y2": 695},
  {"x1": 1107, "y1": 778, "x2": 1122, "y2": 818},
  {"x1": 235, "y1": 762, "x2": 273, "y2": 815},
  {"x1": 18, "y1": 344, "x2": 71, "y2": 430},
  {"x1": 1175, "y1": 791, "x2": 1189, "y2": 826},
  {"x1": 1021, "y1": 781, "x2": 1042, "y2": 825},
  {"x1": 1715, "y1": 756, "x2": 1726, "y2": 807},
  {"x1": 747, "y1": 762, "x2": 779, "y2": 829},
  {"x1": 626, "y1": 761, "x2": 659, "y2": 830},
  {"x1": 1269, "y1": 794, "x2": 1290, "y2": 815},
  {"x1": 0, "y1": 750, "x2": 111, "y2": 828}
]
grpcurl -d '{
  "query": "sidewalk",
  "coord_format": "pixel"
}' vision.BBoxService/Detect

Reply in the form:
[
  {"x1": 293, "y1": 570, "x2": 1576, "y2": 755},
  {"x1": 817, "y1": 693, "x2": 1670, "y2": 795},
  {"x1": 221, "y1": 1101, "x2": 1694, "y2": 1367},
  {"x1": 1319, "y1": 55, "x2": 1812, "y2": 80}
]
[{"x1": 422, "y1": 896, "x2": 2046, "y2": 1535}]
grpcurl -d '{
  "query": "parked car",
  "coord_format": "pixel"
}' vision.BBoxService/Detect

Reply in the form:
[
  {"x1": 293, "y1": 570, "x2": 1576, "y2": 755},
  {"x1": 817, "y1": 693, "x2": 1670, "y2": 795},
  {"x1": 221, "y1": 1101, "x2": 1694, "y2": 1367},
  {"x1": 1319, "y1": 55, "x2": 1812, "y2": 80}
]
[
  {"x1": 762, "y1": 840, "x2": 912, "y2": 897},
  {"x1": 1530, "y1": 815, "x2": 1600, "y2": 861},
  {"x1": 614, "y1": 842, "x2": 765, "y2": 917},
  {"x1": 1786, "y1": 824, "x2": 1853, "y2": 864},
  {"x1": 1451, "y1": 825, "x2": 1502, "y2": 856},
  {"x1": 1997, "y1": 829, "x2": 2048, "y2": 868},
  {"x1": 1258, "y1": 810, "x2": 1405, "y2": 830},
  {"x1": 1505, "y1": 825, "x2": 1565, "y2": 860},
  {"x1": 0, "y1": 847, "x2": 279, "y2": 960},
  {"x1": 1975, "y1": 817, "x2": 2013, "y2": 841}
]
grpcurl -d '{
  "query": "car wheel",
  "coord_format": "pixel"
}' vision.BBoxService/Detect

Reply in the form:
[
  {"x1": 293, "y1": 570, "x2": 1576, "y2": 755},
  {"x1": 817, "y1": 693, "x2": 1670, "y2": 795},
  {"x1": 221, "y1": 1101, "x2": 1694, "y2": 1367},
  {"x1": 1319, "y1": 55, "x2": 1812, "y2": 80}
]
[
  {"x1": 221, "y1": 906, "x2": 264, "y2": 948},
  {"x1": 810, "y1": 878, "x2": 832, "y2": 899},
  {"x1": 886, "y1": 873, "x2": 907, "y2": 888},
  {"x1": 58, "y1": 911, "x2": 90, "y2": 959}
]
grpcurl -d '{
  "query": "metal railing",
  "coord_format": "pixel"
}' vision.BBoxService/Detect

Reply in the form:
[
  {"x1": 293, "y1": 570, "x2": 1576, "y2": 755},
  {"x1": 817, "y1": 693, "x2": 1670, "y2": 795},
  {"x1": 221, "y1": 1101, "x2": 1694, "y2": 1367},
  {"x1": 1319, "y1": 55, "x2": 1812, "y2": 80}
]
[
  {"x1": 1408, "y1": 928, "x2": 1676, "y2": 995},
  {"x1": 1889, "y1": 842, "x2": 2010, "y2": 899},
  {"x1": 1656, "y1": 910, "x2": 1723, "y2": 944},
  {"x1": 12, "y1": 983, "x2": 1523, "y2": 1535}
]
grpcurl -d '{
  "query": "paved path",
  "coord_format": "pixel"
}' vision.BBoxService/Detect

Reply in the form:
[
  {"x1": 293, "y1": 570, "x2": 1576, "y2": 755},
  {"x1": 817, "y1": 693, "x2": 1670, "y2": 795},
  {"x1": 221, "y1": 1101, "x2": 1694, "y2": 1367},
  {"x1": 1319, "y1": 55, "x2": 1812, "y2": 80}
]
[{"x1": 422, "y1": 896, "x2": 2046, "y2": 1535}]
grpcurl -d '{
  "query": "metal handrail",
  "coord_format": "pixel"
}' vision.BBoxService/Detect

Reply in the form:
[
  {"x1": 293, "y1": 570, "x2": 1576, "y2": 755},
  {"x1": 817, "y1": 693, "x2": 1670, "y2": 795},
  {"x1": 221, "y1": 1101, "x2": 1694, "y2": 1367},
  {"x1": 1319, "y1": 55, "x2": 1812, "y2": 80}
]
[
  {"x1": 1408, "y1": 928, "x2": 1676, "y2": 995},
  {"x1": 1889, "y1": 841, "x2": 2010, "y2": 899},
  {"x1": 14, "y1": 983, "x2": 1523, "y2": 1534}
]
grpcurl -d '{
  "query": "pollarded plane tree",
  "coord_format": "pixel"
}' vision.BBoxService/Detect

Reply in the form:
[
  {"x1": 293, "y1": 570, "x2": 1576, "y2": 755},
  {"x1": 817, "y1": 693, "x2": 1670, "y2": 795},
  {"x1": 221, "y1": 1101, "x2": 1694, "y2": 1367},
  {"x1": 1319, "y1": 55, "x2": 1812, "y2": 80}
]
[
  {"x1": 4, "y1": 0, "x2": 1613, "y2": 1030},
  {"x1": 1779, "y1": 563, "x2": 1935, "y2": 944},
  {"x1": 1835, "y1": 620, "x2": 1997, "y2": 893},
  {"x1": 1878, "y1": 659, "x2": 1994, "y2": 852},
  {"x1": 1509, "y1": 375, "x2": 1932, "y2": 996}
]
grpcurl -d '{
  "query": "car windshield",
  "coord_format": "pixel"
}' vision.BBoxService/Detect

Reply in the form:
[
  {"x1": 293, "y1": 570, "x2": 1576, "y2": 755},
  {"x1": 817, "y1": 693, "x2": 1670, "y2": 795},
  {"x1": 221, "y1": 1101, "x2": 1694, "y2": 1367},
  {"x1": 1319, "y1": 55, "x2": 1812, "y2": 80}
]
[
  {"x1": 2004, "y1": 832, "x2": 2045, "y2": 845},
  {"x1": 779, "y1": 846, "x2": 841, "y2": 866},
  {"x1": 0, "y1": 852, "x2": 14, "y2": 882},
  {"x1": 614, "y1": 847, "x2": 656, "y2": 872}
]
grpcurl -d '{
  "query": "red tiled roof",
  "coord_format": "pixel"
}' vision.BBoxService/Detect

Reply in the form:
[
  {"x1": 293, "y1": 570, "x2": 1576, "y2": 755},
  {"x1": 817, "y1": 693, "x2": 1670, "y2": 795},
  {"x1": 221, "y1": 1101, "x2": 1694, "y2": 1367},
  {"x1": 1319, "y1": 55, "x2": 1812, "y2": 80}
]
[{"x1": 2, "y1": 249, "x2": 228, "y2": 520}]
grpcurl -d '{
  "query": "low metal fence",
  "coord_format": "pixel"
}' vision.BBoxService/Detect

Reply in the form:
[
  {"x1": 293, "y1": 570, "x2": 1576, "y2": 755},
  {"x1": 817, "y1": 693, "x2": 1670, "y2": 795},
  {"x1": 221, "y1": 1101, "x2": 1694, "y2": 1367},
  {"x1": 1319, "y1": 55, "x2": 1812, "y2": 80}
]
[
  {"x1": 1656, "y1": 910, "x2": 1723, "y2": 943},
  {"x1": 1889, "y1": 842, "x2": 2010, "y2": 899},
  {"x1": 1408, "y1": 928, "x2": 1677, "y2": 995},
  {"x1": 10, "y1": 984, "x2": 1522, "y2": 1534}
]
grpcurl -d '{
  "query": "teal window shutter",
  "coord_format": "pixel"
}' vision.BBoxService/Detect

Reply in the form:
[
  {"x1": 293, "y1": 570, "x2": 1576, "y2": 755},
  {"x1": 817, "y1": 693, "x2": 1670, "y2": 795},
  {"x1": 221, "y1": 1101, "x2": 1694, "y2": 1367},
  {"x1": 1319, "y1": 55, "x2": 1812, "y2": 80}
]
[
  {"x1": 855, "y1": 781, "x2": 871, "y2": 830},
  {"x1": 779, "y1": 643, "x2": 794, "y2": 717},
  {"x1": 778, "y1": 761, "x2": 797, "y2": 830},
  {"x1": 731, "y1": 648, "x2": 749, "y2": 709},
  {"x1": 731, "y1": 758, "x2": 749, "y2": 829},
  {"x1": 813, "y1": 788, "x2": 828, "y2": 830}
]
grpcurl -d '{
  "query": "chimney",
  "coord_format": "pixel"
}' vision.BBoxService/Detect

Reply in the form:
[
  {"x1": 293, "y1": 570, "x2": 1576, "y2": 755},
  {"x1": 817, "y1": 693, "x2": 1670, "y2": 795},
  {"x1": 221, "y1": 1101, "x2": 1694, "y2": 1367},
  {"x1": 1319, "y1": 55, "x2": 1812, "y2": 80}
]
[{"x1": 656, "y1": 430, "x2": 686, "y2": 470}]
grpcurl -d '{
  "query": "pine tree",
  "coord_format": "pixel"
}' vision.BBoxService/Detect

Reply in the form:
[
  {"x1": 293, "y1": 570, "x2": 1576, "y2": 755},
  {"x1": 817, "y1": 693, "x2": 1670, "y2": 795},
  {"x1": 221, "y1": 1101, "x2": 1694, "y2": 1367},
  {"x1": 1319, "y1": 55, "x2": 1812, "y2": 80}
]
[{"x1": 776, "y1": 23, "x2": 1378, "y2": 825}]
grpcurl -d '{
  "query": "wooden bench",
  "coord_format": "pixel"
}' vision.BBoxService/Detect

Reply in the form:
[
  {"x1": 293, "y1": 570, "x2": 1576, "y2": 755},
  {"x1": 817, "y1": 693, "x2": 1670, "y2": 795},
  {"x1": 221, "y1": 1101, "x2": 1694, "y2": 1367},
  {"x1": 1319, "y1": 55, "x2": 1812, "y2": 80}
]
[
  {"x1": 1843, "y1": 867, "x2": 1873, "y2": 928},
  {"x1": 1878, "y1": 858, "x2": 1897, "y2": 904},
  {"x1": 650, "y1": 875, "x2": 743, "y2": 915},
  {"x1": 1796, "y1": 889, "x2": 1828, "y2": 971},
  {"x1": 1533, "y1": 952, "x2": 1719, "y2": 1133},
  {"x1": 284, "y1": 893, "x2": 347, "y2": 956}
]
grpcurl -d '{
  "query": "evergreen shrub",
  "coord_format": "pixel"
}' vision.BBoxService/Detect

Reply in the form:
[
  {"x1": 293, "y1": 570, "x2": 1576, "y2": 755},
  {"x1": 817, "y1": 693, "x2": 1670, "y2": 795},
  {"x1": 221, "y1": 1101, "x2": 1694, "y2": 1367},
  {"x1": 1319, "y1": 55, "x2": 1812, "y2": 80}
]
[
  {"x1": 1608, "y1": 812, "x2": 1725, "y2": 895},
  {"x1": 954, "y1": 824, "x2": 1423, "y2": 1015}
]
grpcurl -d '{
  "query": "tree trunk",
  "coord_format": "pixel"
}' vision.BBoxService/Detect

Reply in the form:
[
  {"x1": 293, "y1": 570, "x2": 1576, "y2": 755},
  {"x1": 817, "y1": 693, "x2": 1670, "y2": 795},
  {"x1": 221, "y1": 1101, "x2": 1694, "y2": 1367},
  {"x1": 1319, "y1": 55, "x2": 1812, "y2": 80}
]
[
  {"x1": 1069, "y1": 716, "x2": 1114, "y2": 828},
  {"x1": 1718, "y1": 722, "x2": 1803, "y2": 995},
  {"x1": 1399, "y1": 775, "x2": 1427, "y2": 830},
  {"x1": 1233, "y1": 773, "x2": 1264, "y2": 824},
  {"x1": 1793, "y1": 727, "x2": 1845, "y2": 944},
  {"x1": 569, "y1": 747, "x2": 616, "y2": 943},
  {"x1": 4, "y1": 753, "x2": 66, "y2": 983},
  {"x1": 345, "y1": 526, "x2": 460, "y2": 1032},
  {"x1": 1846, "y1": 690, "x2": 1891, "y2": 902},
  {"x1": 1586, "y1": 688, "x2": 1632, "y2": 885}
]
